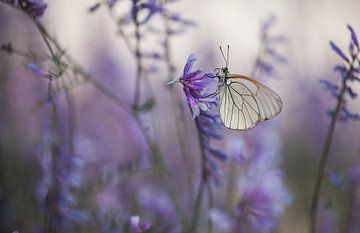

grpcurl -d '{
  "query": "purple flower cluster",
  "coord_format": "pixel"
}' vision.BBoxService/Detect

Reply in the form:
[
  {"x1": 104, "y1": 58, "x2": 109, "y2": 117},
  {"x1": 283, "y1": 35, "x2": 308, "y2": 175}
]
[
  {"x1": 320, "y1": 25, "x2": 360, "y2": 121},
  {"x1": 254, "y1": 14, "x2": 287, "y2": 77},
  {"x1": 89, "y1": 0, "x2": 164, "y2": 25},
  {"x1": 177, "y1": 54, "x2": 226, "y2": 182},
  {"x1": 1, "y1": 0, "x2": 47, "y2": 18},
  {"x1": 236, "y1": 170, "x2": 292, "y2": 233},
  {"x1": 178, "y1": 53, "x2": 218, "y2": 118},
  {"x1": 209, "y1": 154, "x2": 292, "y2": 233}
]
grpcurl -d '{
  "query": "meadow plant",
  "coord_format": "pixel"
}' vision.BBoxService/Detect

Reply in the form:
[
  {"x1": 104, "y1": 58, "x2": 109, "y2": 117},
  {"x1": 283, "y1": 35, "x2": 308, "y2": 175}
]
[
  {"x1": 310, "y1": 25, "x2": 360, "y2": 233},
  {"x1": 2, "y1": 1, "x2": 360, "y2": 233}
]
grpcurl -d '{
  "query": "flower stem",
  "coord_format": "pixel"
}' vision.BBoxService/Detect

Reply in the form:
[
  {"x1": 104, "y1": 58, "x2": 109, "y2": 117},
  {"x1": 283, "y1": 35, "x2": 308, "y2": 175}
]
[
  {"x1": 44, "y1": 78, "x2": 61, "y2": 233},
  {"x1": 132, "y1": 1, "x2": 142, "y2": 110},
  {"x1": 187, "y1": 117, "x2": 210, "y2": 233},
  {"x1": 310, "y1": 49, "x2": 359, "y2": 233},
  {"x1": 161, "y1": 9, "x2": 194, "y2": 194}
]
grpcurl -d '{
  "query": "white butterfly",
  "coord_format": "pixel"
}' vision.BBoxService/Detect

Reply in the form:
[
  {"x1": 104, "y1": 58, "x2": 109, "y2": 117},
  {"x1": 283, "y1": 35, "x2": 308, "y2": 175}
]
[{"x1": 216, "y1": 46, "x2": 282, "y2": 130}]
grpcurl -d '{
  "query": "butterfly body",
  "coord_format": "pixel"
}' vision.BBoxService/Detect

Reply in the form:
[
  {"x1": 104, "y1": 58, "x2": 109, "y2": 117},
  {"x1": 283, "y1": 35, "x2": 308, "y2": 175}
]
[{"x1": 216, "y1": 67, "x2": 282, "y2": 130}]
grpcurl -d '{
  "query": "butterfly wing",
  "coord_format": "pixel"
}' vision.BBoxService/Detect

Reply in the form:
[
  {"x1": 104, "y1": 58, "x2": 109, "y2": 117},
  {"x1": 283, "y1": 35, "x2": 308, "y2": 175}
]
[
  {"x1": 219, "y1": 74, "x2": 282, "y2": 130},
  {"x1": 219, "y1": 78, "x2": 260, "y2": 130}
]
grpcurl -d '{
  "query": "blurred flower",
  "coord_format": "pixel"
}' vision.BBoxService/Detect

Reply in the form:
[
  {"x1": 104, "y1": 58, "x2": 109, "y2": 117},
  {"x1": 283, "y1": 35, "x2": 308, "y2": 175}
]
[
  {"x1": 321, "y1": 25, "x2": 360, "y2": 121},
  {"x1": 2, "y1": 0, "x2": 48, "y2": 17},
  {"x1": 133, "y1": 0, "x2": 164, "y2": 24},
  {"x1": 236, "y1": 169, "x2": 292, "y2": 233},
  {"x1": 27, "y1": 63, "x2": 50, "y2": 78},
  {"x1": 37, "y1": 100, "x2": 88, "y2": 232},
  {"x1": 167, "y1": 13, "x2": 196, "y2": 27},
  {"x1": 210, "y1": 208, "x2": 235, "y2": 233},
  {"x1": 227, "y1": 137, "x2": 247, "y2": 165},
  {"x1": 196, "y1": 110, "x2": 227, "y2": 183},
  {"x1": 136, "y1": 185, "x2": 176, "y2": 220},
  {"x1": 89, "y1": 0, "x2": 164, "y2": 25},
  {"x1": 254, "y1": 14, "x2": 287, "y2": 78},
  {"x1": 130, "y1": 215, "x2": 151, "y2": 233},
  {"x1": 175, "y1": 53, "x2": 218, "y2": 118}
]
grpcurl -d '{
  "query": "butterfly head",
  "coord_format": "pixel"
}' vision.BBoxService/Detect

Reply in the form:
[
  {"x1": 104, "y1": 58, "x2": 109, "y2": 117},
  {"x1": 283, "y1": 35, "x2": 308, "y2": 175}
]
[{"x1": 216, "y1": 45, "x2": 230, "y2": 84}]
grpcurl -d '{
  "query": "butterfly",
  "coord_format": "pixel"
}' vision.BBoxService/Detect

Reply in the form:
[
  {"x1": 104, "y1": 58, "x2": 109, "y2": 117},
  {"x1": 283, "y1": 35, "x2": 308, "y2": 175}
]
[{"x1": 214, "y1": 46, "x2": 282, "y2": 130}]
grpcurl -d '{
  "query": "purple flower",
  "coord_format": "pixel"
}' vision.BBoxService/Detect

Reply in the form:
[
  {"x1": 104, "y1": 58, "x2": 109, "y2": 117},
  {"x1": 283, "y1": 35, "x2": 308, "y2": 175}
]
[
  {"x1": 19, "y1": 0, "x2": 47, "y2": 18},
  {"x1": 321, "y1": 25, "x2": 360, "y2": 121},
  {"x1": 136, "y1": 185, "x2": 176, "y2": 219},
  {"x1": 168, "y1": 13, "x2": 196, "y2": 26},
  {"x1": 319, "y1": 79, "x2": 339, "y2": 98},
  {"x1": 236, "y1": 170, "x2": 292, "y2": 233},
  {"x1": 330, "y1": 41, "x2": 350, "y2": 62},
  {"x1": 347, "y1": 24, "x2": 359, "y2": 49},
  {"x1": 2, "y1": 0, "x2": 47, "y2": 17},
  {"x1": 130, "y1": 216, "x2": 151, "y2": 233},
  {"x1": 172, "y1": 53, "x2": 226, "y2": 183},
  {"x1": 27, "y1": 63, "x2": 50, "y2": 78},
  {"x1": 227, "y1": 137, "x2": 248, "y2": 166},
  {"x1": 237, "y1": 188, "x2": 277, "y2": 233},
  {"x1": 255, "y1": 14, "x2": 287, "y2": 78},
  {"x1": 176, "y1": 53, "x2": 218, "y2": 118},
  {"x1": 210, "y1": 208, "x2": 235, "y2": 233},
  {"x1": 196, "y1": 110, "x2": 227, "y2": 183},
  {"x1": 131, "y1": 0, "x2": 164, "y2": 24}
]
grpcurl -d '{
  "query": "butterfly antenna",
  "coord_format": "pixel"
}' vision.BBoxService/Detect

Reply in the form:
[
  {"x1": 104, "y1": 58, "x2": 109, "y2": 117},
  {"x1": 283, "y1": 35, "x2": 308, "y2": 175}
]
[
  {"x1": 219, "y1": 46, "x2": 227, "y2": 66},
  {"x1": 226, "y1": 45, "x2": 230, "y2": 68}
]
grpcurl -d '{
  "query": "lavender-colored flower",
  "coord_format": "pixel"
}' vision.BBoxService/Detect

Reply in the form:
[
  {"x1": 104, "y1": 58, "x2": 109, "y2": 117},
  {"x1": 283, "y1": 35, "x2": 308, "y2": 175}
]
[
  {"x1": 168, "y1": 13, "x2": 196, "y2": 26},
  {"x1": 254, "y1": 14, "x2": 287, "y2": 78},
  {"x1": 136, "y1": 185, "x2": 176, "y2": 220},
  {"x1": 235, "y1": 170, "x2": 292, "y2": 233},
  {"x1": 3, "y1": 0, "x2": 48, "y2": 18},
  {"x1": 171, "y1": 53, "x2": 226, "y2": 182},
  {"x1": 186, "y1": 54, "x2": 226, "y2": 183},
  {"x1": 210, "y1": 208, "x2": 235, "y2": 233},
  {"x1": 26, "y1": 0, "x2": 47, "y2": 17},
  {"x1": 19, "y1": 0, "x2": 47, "y2": 18},
  {"x1": 130, "y1": 215, "x2": 151, "y2": 233},
  {"x1": 321, "y1": 25, "x2": 360, "y2": 121},
  {"x1": 175, "y1": 53, "x2": 218, "y2": 118},
  {"x1": 196, "y1": 110, "x2": 227, "y2": 183},
  {"x1": 134, "y1": 0, "x2": 164, "y2": 24},
  {"x1": 27, "y1": 63, "x2": 50, "y2": 78}
]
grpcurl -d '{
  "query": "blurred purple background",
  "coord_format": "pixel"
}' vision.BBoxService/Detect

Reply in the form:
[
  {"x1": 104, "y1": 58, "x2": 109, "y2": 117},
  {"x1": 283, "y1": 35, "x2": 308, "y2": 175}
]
[{"x1": 1, "y1": 0, "x2": 360, "y2": 233}]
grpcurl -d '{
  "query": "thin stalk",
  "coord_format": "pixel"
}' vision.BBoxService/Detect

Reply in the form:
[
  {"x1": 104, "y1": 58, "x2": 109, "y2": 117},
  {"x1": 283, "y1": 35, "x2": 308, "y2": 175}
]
[
  {"x1": 188, "y1": 176, "x2": 205, "y2": 233},
  {"x1": 309, "y1": 49, "x2": 360, "y2": 233},
  {"x1": 187, "y1": 117, "x2": 209, "y2": 233},
  {"x1": 225, "y1": 161, "x2": 236, "y2": 212},
  {"x1": 132, "y1": 1, "x2": 142, "y2": 110},
  {"x1": 34, "y1": 17, "x2": 65, "y2": 233},
  {"x1": 44, "y1": 78, "x2": 60, "y2": 233},
  {"x1": 162, "y1": 10, "x2": 194, "y2": 193}
]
